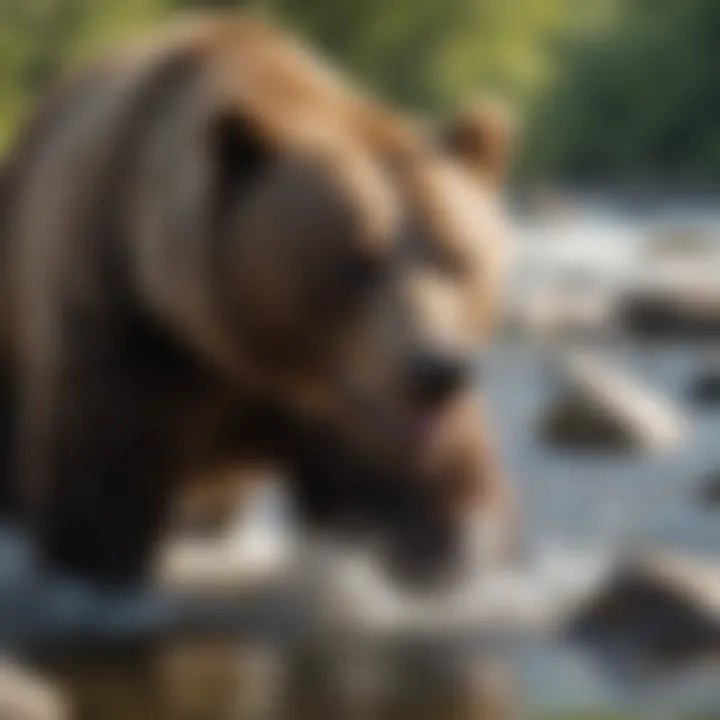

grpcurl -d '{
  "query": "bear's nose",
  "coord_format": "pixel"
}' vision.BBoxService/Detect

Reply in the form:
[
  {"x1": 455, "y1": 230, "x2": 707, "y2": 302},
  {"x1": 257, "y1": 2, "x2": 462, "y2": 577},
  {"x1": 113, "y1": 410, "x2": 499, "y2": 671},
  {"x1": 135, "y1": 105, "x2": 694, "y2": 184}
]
[{"x1": 407, "y1": 350, "x2": 471, "y2": 406}]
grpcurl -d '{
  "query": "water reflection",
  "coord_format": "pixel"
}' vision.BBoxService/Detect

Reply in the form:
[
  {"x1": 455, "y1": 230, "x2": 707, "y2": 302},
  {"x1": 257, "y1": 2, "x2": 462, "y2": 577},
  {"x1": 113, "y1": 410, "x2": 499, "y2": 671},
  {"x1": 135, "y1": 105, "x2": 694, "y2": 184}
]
[{"x1": 33, "y1": 641, "x2": 515, "y2": 720}]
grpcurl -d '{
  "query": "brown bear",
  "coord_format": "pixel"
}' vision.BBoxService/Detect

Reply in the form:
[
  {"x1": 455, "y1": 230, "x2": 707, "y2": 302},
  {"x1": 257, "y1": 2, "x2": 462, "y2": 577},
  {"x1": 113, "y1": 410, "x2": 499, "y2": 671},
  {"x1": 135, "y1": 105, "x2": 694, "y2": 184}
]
[{"x1": 0, "y1": 13, "x2": 515, "y2": 589}]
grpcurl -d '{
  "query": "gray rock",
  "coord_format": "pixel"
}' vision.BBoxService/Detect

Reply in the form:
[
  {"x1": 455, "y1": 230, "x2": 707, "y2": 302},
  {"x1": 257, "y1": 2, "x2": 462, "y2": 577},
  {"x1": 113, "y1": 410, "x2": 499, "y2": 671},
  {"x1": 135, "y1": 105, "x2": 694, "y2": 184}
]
[
  {"x1": 696, "y1": 471, "x2": 720, "y2": 508},
  {"x1": 568, "y1": 552, "x2": 720, "y2": 670},
  {"x1": 688, "y1": 368, "x2": 720, "y2": 406},
  {"x1": 618, "y1": 287, "x2": 720, "y2": 341},
  {"x1": 538, "y1": 354, "x2": 686, "y2": 453},
  {"x1": 644, "y1": 225, "x2": 719, "y2": 261},
  {"x1": 0, "y1": 660, "x2": 66, "y2": 720}
]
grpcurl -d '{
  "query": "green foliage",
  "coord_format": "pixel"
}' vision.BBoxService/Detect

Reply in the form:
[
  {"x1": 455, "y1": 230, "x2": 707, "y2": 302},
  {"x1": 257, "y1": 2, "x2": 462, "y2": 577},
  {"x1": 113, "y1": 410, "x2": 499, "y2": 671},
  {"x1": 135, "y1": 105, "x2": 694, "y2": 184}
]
[
  {"x1": 526, "y1": 0, "x2": 720, "y2": 186},
  {"x1": 0, "y1": 0, "x2": 580, "y2": 151},
  {"x1": 0, "y1": 0, "x2": 167, "y2": 146},
  {"x1": 272, "y1": 0, "x2": 579, "y2": 111},
  {"x1": 1, "y1": 0, "x2": 718, "y2": 186}
]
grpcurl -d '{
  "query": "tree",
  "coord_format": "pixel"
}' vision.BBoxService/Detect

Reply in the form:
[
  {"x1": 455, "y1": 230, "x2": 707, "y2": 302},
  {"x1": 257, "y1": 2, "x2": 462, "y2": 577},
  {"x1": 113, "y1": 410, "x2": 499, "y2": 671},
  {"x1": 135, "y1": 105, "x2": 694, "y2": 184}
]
[
  {"x1": 527, "y1": 0, "x2": 720, "y2": 187},
  {"x1": 0, "y1": 0, "x2": 583, "y2": 152}
]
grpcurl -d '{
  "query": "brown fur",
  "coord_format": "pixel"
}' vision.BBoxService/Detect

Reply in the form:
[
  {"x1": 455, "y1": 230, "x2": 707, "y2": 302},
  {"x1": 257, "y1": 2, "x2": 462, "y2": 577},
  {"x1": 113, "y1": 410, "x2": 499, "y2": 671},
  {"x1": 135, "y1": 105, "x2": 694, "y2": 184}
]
[{"x1": 0, "y1": 13, "x2": 515, "y2": 587}]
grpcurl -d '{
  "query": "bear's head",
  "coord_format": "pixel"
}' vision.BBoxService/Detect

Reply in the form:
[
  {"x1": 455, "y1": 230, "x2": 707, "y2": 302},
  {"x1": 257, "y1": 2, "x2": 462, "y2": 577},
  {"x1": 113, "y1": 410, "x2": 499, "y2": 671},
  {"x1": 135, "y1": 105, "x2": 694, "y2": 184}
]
[
  {"x1": 136, "y1": 18, "x2": 515, "y2": 587},
  {"x1": 202, "y1": 25, "x2": 514, "y2": 443}
]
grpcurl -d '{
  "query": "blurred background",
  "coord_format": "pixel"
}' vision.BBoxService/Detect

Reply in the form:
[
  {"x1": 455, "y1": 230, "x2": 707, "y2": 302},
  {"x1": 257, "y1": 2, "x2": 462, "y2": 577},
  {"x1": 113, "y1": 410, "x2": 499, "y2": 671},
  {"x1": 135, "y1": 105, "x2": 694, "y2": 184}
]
[
  {"x1": 2, "y1": 1, "x2": 720, "y2": 719},
  {"x1": 2, "y1": 0, "x2": 720, "y2": 188}
]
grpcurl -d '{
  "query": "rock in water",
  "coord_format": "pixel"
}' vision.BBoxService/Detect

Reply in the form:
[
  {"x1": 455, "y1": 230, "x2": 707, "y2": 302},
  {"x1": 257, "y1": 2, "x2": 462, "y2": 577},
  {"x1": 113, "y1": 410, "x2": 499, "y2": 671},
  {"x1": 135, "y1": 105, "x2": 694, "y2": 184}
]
[
  {"x1": 0, "y1": 660, "x2": 66, "y2": 720},
  {"x1": 644, "y1": 225, "x2": 719, "y2": 261},
  {"x1": 538, "y1": 354, "x2": 686, "y2": 453},
  {"x1": 696, "y1": 471, "x2": 720, "y2": 508},
  {"x1": 618, "y1": 285, "x2": 720, "y2": 341},
  {"x1": 567, "y1": 552, "x2": 720, "y2": 669},
  {"x1": 688, "y1": 367, "x2": 720, "y2": 406}
]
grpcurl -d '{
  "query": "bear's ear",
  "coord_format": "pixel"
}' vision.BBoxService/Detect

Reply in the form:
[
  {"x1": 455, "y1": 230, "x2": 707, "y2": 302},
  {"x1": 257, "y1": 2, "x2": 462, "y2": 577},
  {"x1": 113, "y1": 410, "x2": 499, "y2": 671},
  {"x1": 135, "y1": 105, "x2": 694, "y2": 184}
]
[
  {"x1": 211, "y1": 111, "x2": 275, "y2": 194},
  {"x1": 441, "y1": 98, "x2": 517, "y2": 185}
]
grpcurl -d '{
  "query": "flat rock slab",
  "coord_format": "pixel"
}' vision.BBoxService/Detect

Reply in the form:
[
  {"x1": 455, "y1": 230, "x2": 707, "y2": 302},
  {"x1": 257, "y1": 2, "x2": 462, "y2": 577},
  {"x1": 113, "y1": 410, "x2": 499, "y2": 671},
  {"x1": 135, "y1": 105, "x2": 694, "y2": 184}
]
[{"x1": 537, "y1": 354, "x2": 686, "y2": 454}]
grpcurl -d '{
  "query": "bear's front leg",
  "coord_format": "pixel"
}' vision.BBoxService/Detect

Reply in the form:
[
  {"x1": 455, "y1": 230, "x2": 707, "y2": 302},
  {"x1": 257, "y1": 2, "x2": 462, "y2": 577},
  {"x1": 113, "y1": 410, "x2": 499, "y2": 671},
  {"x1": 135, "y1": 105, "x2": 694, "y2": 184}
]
[{"x1": 17, "y1": 357, "x2": 178, "y2": 589}]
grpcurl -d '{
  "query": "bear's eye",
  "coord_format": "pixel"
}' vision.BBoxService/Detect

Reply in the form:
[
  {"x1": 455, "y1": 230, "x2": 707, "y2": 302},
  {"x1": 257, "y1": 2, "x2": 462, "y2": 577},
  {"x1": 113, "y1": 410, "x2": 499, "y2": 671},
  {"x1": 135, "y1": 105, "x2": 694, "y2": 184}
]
[{"x1": 213, "y1": 112, "x2": 273, "y2": 193}]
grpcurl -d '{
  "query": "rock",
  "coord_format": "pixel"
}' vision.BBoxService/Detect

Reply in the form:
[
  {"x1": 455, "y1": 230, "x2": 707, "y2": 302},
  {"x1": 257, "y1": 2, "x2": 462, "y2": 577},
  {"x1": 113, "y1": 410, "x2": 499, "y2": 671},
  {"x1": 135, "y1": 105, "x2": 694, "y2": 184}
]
[
  {"x1": 567, "y1": 552, "x2": 720, "y2": 669},
  {"x1": 688, "y1": 368, "x2": 720, "y2": 406},
  {"x1": 512, "y1": 291, "x2": 612, "y2": 342},
  {"x1": 696, "y1": 471, "x2": 720, "y2": 508},
  {"x1": 617, "y1": 286, "x2": 720, "y2": 341},
  {"x1": 537, "y1": 354, "x2": 686, "y2": 453},
  {"x1": 644, "y1": 225, "x2": 718, "y2": 261},
  {"x1": 0, "y1": 659, "x2": 66, "y2": 720}
]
